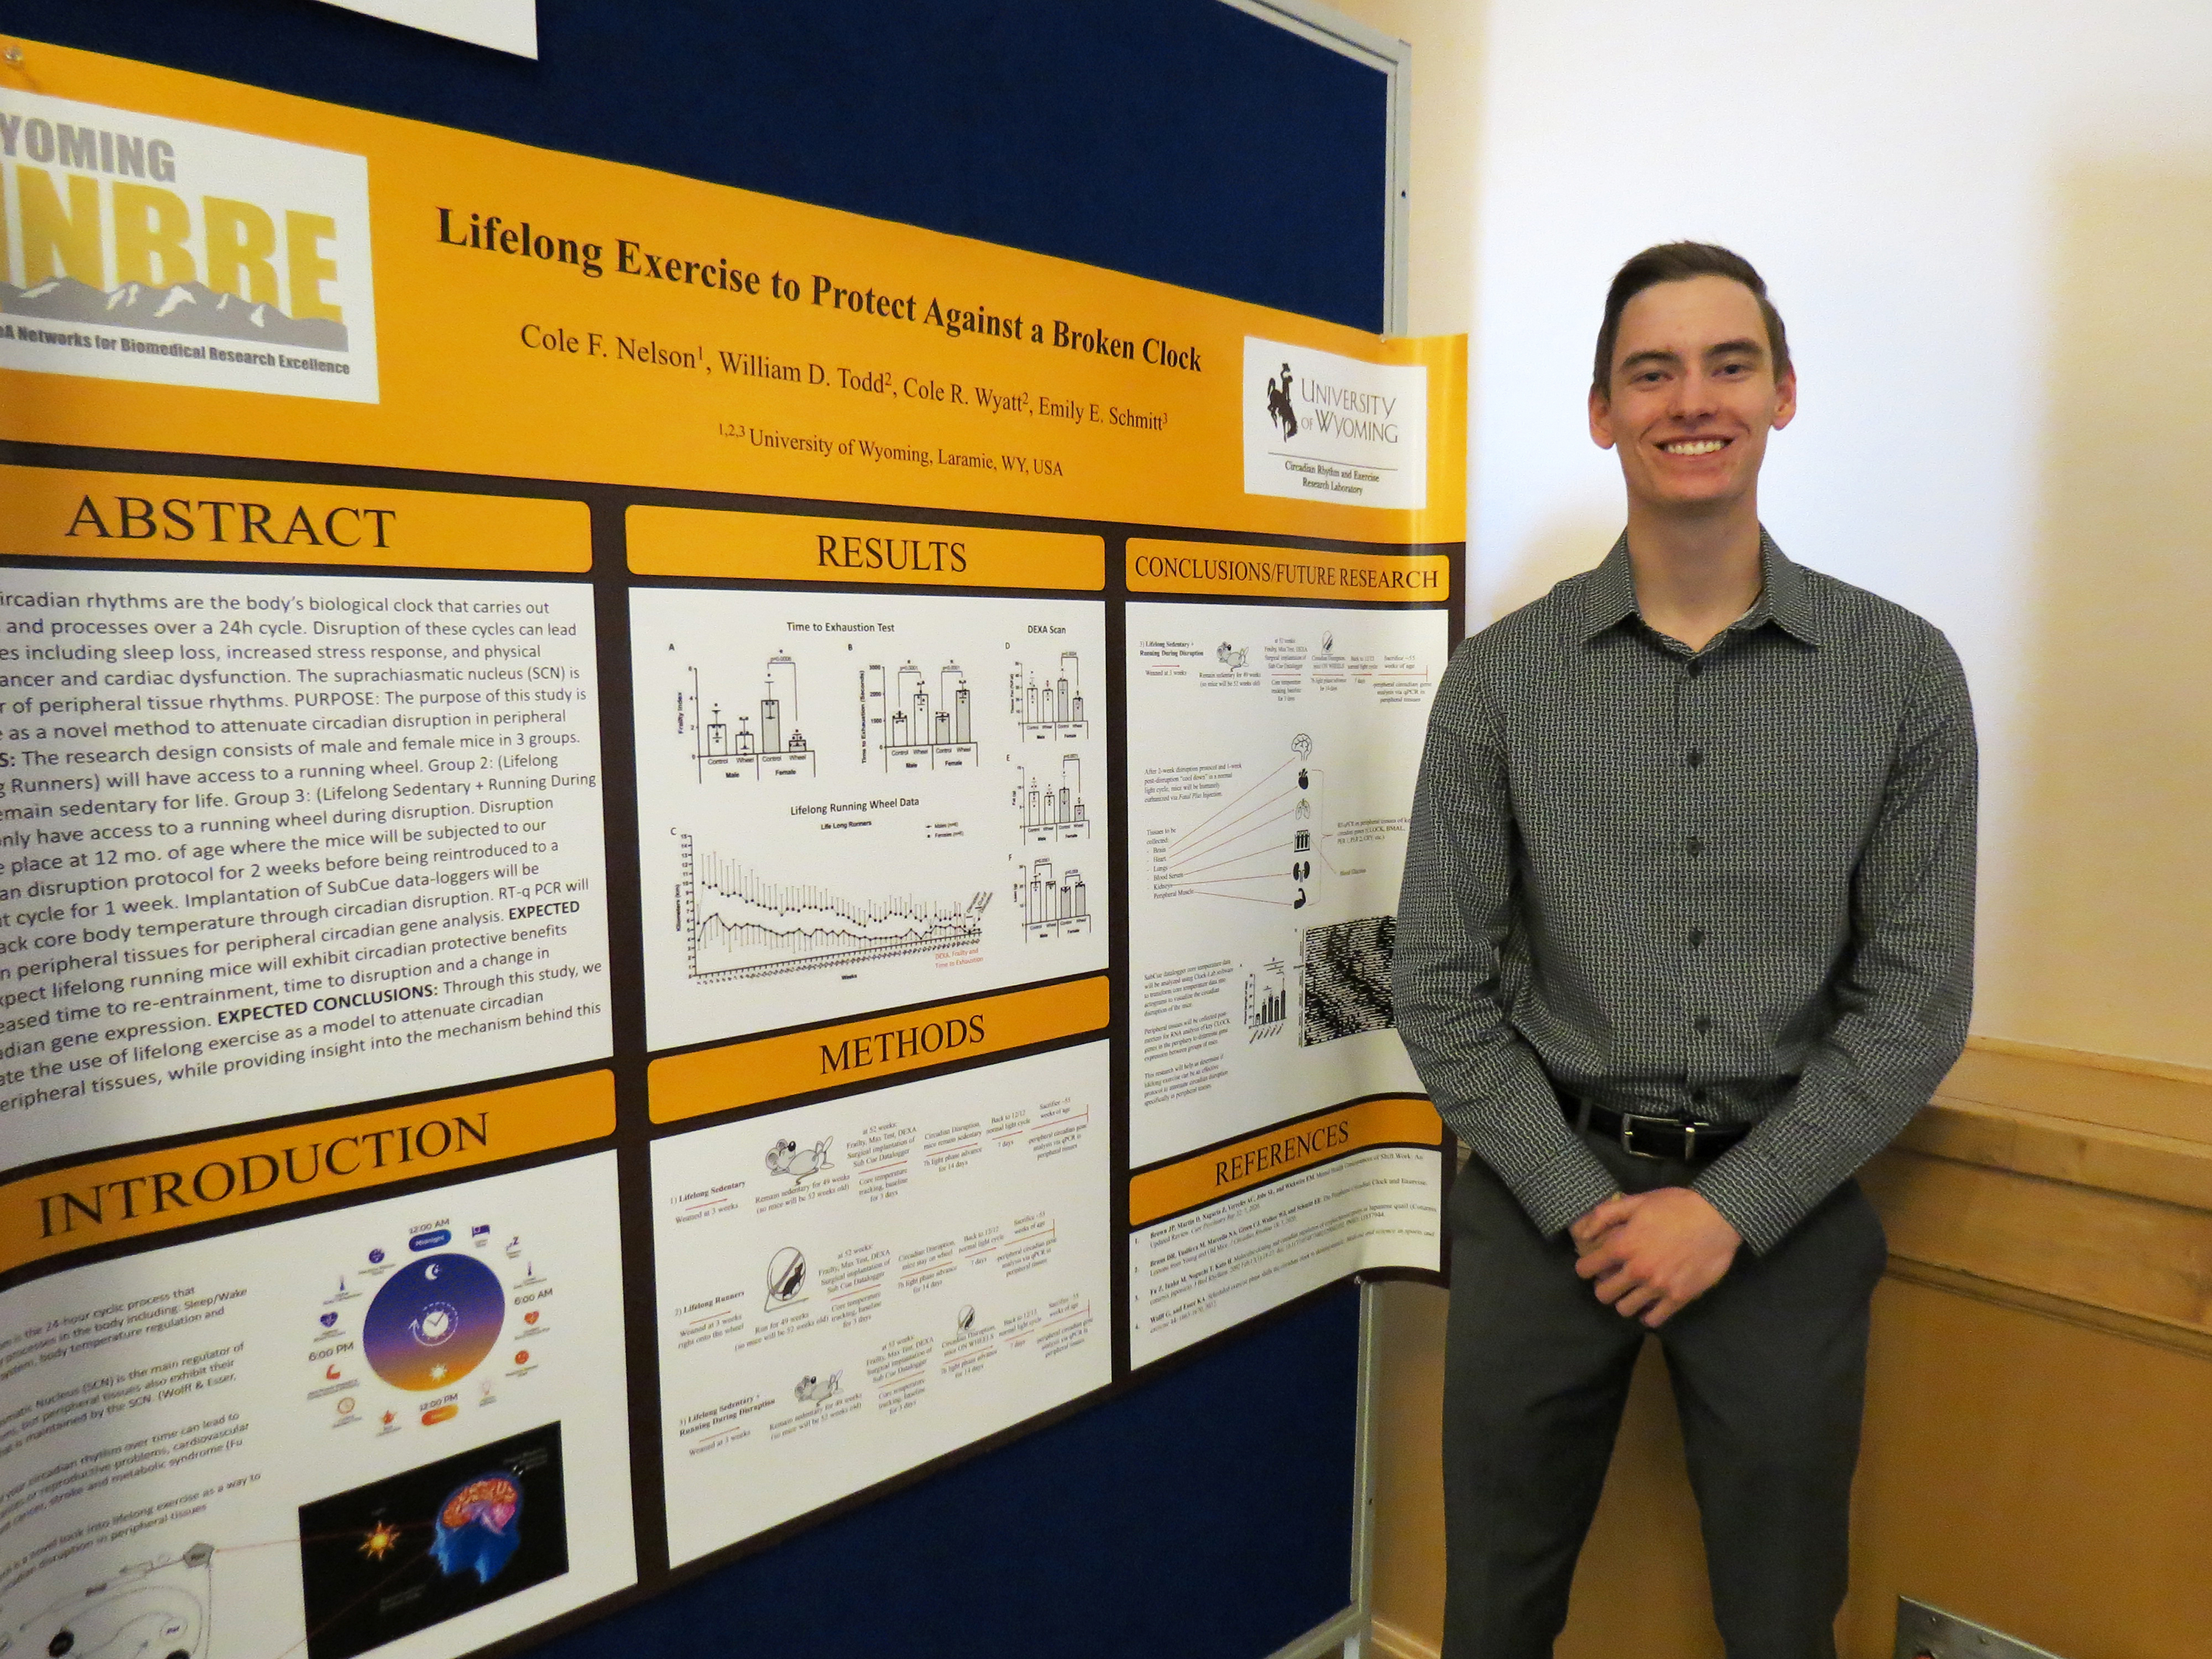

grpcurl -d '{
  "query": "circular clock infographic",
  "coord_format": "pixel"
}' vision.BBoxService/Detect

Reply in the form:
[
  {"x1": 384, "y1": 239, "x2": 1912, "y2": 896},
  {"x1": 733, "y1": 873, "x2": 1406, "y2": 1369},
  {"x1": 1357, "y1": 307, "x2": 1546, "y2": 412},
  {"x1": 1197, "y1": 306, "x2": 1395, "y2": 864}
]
[{"x1": 362, "y1": 1253, "x2": 506, "y2": 1391}]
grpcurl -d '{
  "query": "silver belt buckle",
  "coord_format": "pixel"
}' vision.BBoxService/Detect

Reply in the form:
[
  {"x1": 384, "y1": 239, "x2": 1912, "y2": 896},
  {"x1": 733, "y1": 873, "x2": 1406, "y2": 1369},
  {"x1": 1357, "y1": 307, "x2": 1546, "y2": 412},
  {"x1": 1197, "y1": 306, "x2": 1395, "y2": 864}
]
[
  {"x1": 1618, "y1": 1111, "x2": 1660, "y2": 1159},
  {"x1": 1619, "y1": 1112, "x2": 1698, "y2": 1161}
]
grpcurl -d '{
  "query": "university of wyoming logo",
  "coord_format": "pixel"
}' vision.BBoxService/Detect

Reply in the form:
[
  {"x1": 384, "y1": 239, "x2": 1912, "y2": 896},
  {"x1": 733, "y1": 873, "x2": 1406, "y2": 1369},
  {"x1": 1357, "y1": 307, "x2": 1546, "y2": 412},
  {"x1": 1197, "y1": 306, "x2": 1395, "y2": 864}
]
[
  {"x1": 0, "y1": 88, "x2": 377, "y2": 401},
  {"x1": 1243, "y1": 336, "x2": 1427, "y2": 511}
]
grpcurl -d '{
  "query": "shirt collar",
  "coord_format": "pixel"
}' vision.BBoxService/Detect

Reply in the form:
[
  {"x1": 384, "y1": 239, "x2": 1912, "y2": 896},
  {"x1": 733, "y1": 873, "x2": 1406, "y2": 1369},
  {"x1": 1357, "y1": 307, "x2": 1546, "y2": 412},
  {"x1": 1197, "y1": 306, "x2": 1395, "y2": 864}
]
[{"x1": 1578, "y1": 528, "x2": 1823, "y2": 648}]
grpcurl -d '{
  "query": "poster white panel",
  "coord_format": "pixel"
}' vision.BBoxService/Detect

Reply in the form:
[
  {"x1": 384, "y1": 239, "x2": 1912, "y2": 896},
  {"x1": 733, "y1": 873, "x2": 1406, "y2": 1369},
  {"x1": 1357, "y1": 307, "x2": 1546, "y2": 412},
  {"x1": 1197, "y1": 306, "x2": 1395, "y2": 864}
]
[
  {"x1": 1129, "y1": 1145, "x2": 1441, "y2": 1368},
  {"x1": 314, "y1": 1, "x2": 538, "y2": 58},
  {"x1": 653, "y1": 1043, "x2": 1110, "y2": 1565},
  {"x1": 0, "y1": 1152, "x2": 633, "y2": 1659},
  {"x1": 1125, "y1": 601, "x2": 1445, "y2": 1166},
  {"x1": 630, "y1": 587, "x2": 1107, "y2": 1052},
  {"x1": 0, "y1": 566, "x2": 608, "y2": 1171}
]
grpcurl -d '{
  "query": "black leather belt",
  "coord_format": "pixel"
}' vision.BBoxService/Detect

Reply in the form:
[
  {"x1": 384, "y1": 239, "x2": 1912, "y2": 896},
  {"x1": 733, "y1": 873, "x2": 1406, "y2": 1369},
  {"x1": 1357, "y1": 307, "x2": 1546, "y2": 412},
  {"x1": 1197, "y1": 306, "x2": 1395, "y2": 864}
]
[{"x1": 1558, "y1": 1093, "x2": 1746, "y2": 1163}]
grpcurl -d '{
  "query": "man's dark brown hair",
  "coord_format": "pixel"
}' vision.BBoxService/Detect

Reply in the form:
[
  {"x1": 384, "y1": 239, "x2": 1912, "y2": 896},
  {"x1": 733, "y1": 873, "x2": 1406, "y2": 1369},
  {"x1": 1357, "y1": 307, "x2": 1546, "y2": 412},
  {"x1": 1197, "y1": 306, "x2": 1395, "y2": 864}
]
[{"x1": 1591, "y1": 241, "x2": 1792, "y2": 397}]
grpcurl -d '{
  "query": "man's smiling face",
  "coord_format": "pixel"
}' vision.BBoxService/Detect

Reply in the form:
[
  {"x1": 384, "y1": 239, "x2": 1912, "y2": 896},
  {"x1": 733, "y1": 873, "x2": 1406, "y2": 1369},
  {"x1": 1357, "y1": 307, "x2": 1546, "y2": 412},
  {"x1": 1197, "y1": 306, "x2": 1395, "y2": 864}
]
[{"x1": 1589, "y1": 273, "x2": 1795, "y2": 514}]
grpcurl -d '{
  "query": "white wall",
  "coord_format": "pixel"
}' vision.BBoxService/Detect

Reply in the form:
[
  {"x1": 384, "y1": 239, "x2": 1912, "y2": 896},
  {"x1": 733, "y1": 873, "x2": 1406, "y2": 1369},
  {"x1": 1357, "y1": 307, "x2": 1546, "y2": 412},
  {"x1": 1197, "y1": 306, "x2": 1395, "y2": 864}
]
[{"x1": 1469, "y1": 1, "x2": 2212, "y2": 1066}]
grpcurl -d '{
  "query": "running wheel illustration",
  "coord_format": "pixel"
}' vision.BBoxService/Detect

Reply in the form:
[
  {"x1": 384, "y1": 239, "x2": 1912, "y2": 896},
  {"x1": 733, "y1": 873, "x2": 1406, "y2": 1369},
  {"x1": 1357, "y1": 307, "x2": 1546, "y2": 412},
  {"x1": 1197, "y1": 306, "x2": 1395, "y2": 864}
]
[
  {"x1": 362, "y1": 1253, "x2": 505, "y2": 1390},
  {"x1": 766, "y1": 1247, "x2": 807, "y2": 1304},
  {"x1": 0, "y1": 1543, "x2": 213, "y2": 1659}
]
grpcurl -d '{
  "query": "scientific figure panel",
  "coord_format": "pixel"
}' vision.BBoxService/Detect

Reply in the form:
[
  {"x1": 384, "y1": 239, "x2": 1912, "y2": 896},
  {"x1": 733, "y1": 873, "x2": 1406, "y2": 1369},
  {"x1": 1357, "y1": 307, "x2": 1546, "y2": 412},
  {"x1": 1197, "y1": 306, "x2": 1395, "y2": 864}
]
[
  {"x1": 0, "y1": 1152, "x2": 633, "y2": 1659},
  {"x1": 631, "y1": 588, "x2": 1108, "y2": 1051},
  {"x1": 652, "y1": 1042, "x2": 1110, "y2": 1565},
  {"x1": 1124, "y1": 602, "x2": 1447, "y2": 1166},
  {"x1": 0, "y1": 565, "x2": 610, "y2": 1171}
]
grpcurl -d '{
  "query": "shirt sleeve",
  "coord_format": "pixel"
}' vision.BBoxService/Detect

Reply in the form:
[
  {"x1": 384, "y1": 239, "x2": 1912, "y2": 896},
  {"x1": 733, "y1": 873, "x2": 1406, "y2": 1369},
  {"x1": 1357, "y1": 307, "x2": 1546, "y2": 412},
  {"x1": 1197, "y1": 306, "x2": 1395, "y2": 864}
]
[
  {"x1": 1391, "y1": 649, "x2": 1621, "y2": 1238},
  {"x1": 1693, "y1": 628, "x2": 1979, "y2": 1254}
]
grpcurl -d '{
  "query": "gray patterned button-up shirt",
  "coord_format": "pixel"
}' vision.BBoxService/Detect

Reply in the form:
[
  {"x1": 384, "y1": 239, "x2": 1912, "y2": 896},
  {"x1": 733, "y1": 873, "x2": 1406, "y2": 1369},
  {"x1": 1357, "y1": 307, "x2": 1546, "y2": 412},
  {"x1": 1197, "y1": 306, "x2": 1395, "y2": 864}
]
[{"x1": 1392, "y1": 532, "x2": 1976, "y2": 1254}]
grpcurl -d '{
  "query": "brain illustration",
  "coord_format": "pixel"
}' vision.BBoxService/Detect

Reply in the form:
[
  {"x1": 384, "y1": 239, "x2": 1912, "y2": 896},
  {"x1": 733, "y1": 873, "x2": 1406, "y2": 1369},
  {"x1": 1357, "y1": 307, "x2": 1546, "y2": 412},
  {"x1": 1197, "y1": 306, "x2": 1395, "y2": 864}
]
[{"x1": 430, "y1": 1474, "x2": 524, "y2": 1585}]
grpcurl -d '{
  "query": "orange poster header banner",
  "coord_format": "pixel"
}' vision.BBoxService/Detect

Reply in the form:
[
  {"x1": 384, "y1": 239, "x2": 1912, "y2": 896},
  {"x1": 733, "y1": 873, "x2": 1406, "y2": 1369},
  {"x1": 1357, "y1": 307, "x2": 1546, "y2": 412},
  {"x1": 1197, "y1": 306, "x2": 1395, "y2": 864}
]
[
  {"x1": 0, "y1": 465, "x2": 590, "y2": 571},
  {"x1": 650, "y1": 977, "x2": 1109, "y2": 1124},
  {"x1": 1127, "y1": 538, "x2": 1451, "y2": 603},
  {"x1": 0, "y1": 1070, "x2": 613, "y2": 1276},
  {"x1": 1128, "y1": 1095, "x2": 1442, "y2": 1228},
  {"x1": 0, "y1": 39, "x2": 1464, "y2": 546},
  {"x1": 628, "y1": 505, "x2": 1103, "y2": 589}
]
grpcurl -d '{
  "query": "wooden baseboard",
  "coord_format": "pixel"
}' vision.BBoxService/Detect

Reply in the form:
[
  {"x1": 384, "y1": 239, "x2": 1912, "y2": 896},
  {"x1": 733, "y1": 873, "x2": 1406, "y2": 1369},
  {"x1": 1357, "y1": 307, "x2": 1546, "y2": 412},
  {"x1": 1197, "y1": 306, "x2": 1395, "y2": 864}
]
[{"x1": 1368, "y1": 1615, "x2": 1441, "y2": 1659}]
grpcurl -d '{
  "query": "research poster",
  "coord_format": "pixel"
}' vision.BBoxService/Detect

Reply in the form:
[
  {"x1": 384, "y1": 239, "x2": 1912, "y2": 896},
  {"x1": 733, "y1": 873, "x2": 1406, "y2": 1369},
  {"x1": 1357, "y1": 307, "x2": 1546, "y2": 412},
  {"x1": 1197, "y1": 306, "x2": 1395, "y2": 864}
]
[{"x1": 0, "y1": 34, "x2": 1463, "y2": 1653}]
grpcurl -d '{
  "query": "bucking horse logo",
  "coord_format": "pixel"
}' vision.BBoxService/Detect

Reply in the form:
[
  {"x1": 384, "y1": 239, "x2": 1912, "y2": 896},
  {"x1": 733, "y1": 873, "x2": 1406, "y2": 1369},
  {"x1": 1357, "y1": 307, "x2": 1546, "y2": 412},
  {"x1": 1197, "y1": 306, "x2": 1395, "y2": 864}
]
[{"x1": 1266, "y1": 363, "x2": 1298, "y2": 439}]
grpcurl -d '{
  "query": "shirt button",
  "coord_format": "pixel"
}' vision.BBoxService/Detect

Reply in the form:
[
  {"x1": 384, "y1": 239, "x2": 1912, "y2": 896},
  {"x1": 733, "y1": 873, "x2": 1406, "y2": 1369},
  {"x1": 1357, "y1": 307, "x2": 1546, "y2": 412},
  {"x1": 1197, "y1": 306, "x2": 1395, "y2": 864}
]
[
  {"x1": 1686, "y1": 835, "x2": 1704, "y2": 857},
  {"x1": 1691, "y1": 1088, "x2": 1709, "y2": 1106},
  {"x1": 1687, "y1": 661, "x2": 1703, "y2": 679},
  {"x1": 1694, "y1": 1015, "x2": 1713, "y2": 1034},
  {"x1": 1686, "y1": 749, "x2": 1703, "y2": 768},
  {"x1": 1688, "y1": 928, "x2": 1705, "y2": 947}
]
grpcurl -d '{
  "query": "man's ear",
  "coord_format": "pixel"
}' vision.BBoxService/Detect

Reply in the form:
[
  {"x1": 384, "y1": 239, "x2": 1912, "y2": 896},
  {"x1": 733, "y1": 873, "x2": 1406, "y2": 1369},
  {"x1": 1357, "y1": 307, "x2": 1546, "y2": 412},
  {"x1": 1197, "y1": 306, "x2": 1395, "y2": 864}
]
[
  {"x1": 1771, "y1": 368, "x2": 1798, "y2": 431},
  {"x1": 1588, "y1": 384, "x2": 1617, "y2": 451}
]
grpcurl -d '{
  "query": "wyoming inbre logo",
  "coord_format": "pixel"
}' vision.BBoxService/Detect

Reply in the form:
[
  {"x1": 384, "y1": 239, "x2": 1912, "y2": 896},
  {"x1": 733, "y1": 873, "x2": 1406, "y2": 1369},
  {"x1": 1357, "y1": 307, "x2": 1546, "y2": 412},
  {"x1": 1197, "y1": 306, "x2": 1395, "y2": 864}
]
[{"x1": 0, "y1": 89, "x2": 377, "y2": 403}]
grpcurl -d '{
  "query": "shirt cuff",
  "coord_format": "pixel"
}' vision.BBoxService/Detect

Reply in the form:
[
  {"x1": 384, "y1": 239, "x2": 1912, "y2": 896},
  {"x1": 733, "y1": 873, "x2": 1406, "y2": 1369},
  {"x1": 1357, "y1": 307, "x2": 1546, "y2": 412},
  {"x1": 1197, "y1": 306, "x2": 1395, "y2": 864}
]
[
  {"x1": 1506, "y1": 1143, "x2": 1622, "y2": 1241},
  {"x1": 1691, "y1": 1143, "x2": 1808, "y2": 1256}
]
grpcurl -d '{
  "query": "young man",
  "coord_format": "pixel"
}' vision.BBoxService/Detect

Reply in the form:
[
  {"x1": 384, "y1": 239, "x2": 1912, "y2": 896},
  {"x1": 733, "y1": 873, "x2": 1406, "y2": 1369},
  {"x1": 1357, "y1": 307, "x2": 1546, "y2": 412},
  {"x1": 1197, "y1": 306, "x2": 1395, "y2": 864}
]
[{"x1": 1391, "y1": 243, "x2": 1977, "y2": 1658}]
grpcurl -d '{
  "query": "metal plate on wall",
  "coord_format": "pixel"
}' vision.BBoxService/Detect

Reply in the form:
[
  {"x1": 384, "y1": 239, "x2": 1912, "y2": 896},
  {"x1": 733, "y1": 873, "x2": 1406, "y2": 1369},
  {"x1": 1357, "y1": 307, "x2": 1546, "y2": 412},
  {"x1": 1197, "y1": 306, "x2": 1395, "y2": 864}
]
[{"x1": 1896, "y1": 1597, "x2": 2066, "y2": 1659}]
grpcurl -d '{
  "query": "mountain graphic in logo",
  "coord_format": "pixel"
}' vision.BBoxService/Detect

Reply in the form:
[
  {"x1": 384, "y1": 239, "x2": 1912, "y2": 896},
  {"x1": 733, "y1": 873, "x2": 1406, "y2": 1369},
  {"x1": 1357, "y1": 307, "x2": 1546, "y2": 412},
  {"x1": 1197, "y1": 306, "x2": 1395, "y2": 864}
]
[
  {"x1": 1265, "y1": 362, "x2": 1298, "y2": 439},
  {"x1": 0, "y1": 276, "x2": 348, "y2": 350}
]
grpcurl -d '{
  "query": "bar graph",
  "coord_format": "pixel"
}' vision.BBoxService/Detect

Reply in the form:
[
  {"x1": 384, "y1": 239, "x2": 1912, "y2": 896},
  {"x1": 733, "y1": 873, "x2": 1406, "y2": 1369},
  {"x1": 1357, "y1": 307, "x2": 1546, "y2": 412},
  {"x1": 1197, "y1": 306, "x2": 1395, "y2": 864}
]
[
  {"x1": 1016, "y1": 754, "x2": 1089, "y2": 842},
  {"x1": 1244, "y1": 959, "x2": 1287, "y2": 1038},
  {"x1": 1009, "y1": 651, "x2": 1088, "y2": 740},
  {"x1": 682, "y1": 658, "x2": 815, "y2": 780},
  {"x1": 1014, "y1": 857, "x2": 1091, "y2": 939},
  {"x1": 863, "y1": 659, "x2": 979, "y2": 771}
]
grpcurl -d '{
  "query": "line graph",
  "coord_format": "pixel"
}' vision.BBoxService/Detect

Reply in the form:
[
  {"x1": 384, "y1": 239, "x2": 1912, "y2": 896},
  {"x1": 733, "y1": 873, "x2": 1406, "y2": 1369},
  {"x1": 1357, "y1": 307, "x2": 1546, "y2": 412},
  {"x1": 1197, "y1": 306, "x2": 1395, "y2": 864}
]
[{"x1": 679, "y1": 837, "x2": 990, "y2": 981}]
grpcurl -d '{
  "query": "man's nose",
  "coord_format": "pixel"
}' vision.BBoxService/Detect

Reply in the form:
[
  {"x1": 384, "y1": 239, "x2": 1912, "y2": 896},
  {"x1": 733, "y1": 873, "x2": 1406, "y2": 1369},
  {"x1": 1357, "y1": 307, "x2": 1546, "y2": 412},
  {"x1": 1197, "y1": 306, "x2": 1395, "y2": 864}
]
[{"x1": 1666, "y1": 369, "x2": 1722, "y2": 419}]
